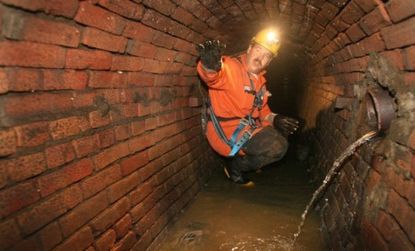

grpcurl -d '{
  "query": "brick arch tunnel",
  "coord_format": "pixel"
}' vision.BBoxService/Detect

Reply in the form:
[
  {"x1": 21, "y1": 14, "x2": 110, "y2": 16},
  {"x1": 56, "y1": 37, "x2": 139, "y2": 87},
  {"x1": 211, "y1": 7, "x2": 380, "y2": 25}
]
[{"x1": 0, "y1": 0, "x2": 414, "y2": 250}]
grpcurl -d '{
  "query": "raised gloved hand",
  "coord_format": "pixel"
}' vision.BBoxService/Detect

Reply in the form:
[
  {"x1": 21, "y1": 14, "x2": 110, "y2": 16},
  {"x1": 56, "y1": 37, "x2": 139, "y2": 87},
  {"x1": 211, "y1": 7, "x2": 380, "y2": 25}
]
[
  {"x1": 273, "y1": 114, "x2": 299, "y2": 136},
  {"x1": 196, "y1": 40, "x2": 226, "y2": 71}
]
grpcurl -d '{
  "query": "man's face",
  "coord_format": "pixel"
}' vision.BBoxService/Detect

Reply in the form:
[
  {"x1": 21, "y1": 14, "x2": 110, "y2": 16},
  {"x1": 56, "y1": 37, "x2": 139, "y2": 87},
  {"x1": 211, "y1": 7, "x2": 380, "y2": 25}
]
[{"x1": 246, "y1": 43, "x2": 274, "y2": 74}]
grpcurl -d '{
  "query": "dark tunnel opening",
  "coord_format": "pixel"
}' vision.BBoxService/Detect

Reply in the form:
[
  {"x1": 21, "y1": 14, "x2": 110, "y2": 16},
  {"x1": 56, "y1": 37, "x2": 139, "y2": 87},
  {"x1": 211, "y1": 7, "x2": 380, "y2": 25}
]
[
  {"x1": 266, "y1": 46, "x2": 308, "y2": 118},
  {"x1": 0, "y1": 0, "x2": 414, "y2": 251}
]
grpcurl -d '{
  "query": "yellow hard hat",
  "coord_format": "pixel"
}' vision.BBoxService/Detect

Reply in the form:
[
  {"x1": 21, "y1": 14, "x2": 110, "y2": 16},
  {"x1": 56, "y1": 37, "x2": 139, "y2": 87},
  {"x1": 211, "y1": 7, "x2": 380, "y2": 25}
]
[{"x1": 252, "y1": 28, "x2": 281, "y2": 56}]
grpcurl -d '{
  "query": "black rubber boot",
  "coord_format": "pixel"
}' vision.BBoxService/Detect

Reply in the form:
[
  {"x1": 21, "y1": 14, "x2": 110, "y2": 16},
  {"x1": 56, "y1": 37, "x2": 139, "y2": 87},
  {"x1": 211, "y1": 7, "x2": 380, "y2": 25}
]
[{"x1": 223, "y1": 164, "x2": 255, "y2": 187}]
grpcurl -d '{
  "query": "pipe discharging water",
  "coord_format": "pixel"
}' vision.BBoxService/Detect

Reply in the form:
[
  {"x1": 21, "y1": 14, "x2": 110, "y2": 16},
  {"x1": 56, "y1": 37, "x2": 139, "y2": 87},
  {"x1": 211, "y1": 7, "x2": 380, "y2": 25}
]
[{"x1": 291, "y1": 130, "x2": 379, "y2": 249}]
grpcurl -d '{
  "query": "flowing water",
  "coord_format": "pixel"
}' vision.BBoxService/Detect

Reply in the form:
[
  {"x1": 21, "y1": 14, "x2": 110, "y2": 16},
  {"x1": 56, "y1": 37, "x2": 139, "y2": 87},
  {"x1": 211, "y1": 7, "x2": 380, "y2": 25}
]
[
  {"x1": 153, "y1": 153, "x2": 325, "y2": 251},
  {"x1": 291, "y1": 131, "x2": 378, "y2": 249}
]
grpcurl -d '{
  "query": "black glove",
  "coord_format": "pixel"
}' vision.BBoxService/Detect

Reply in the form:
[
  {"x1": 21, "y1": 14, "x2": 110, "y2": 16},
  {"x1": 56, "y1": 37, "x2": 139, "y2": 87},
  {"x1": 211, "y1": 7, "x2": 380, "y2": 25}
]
[
  {"x1": 273, "y1": 114, "x2": 299, "y2": 136},
  {"x1": 196, "y1": 40, "x2": 226, "y2": 71}
]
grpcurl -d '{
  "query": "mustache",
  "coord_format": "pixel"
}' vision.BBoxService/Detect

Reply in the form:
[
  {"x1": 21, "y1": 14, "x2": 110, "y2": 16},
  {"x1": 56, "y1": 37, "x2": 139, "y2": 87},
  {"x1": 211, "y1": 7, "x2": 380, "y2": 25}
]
[{"x1": 253, "y1": 59, "x2": 261, "y2": 65}]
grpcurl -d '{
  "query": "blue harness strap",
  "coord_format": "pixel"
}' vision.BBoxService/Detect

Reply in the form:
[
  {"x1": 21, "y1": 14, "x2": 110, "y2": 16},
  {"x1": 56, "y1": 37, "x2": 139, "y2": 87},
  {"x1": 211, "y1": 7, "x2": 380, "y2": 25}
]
[{"x1": 208, "y1": 58, "x2": 267, "y2": 157}]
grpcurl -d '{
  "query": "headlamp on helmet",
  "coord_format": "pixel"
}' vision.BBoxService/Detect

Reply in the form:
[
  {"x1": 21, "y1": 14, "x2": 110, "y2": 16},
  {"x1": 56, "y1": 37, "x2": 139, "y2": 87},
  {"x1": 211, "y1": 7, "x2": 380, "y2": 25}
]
[{"x1": 252, "y1": 28, "x2": 281, "y2": 56}]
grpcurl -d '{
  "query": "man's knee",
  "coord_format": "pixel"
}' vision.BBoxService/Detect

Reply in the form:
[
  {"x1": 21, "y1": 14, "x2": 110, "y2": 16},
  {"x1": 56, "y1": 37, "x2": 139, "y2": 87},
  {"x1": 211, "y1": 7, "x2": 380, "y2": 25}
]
[{"x1": 266, "y1": 133, "x2": 288, "y2": 160}]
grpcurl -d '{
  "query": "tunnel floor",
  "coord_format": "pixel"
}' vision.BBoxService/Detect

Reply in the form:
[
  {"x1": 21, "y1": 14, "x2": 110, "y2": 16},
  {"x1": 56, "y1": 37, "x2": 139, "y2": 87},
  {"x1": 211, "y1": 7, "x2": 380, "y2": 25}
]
[{"x1": 153, "y1": 151, "x2": 325, "y2": 251}]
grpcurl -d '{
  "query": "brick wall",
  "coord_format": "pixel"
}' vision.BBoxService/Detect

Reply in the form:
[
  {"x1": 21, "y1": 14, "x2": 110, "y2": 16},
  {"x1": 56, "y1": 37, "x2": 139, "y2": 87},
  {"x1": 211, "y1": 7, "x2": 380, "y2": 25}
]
[
  {"x1": 0, "y1": 1, "x2": 222, "y2": 250},
  {"x1": 299, "y1": 0, "x2": 415, "y2": 250}
]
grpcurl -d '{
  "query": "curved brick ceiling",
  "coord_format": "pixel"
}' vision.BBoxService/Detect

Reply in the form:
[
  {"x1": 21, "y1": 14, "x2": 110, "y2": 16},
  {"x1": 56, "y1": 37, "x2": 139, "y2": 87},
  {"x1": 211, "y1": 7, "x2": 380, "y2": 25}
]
[{"x1": 164, "y1": 0, "x2": 367, "y2": 55}]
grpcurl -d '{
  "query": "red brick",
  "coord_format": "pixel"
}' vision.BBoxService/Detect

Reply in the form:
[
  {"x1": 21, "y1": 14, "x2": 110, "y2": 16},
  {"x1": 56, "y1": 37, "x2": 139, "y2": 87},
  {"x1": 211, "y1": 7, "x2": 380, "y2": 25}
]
[
  {"x1": 81, "y1": 164, "x2": 122, "y2": 199},
  {"x1": 180, "y1": 0, "x2": 210, "y2": 21},
  {"x1": 0, "y1": 68, "x2": 8, "y2": 93},
  {"x1": 89, "y1": 110, "x2": 111, "y2": 129},
  {"x1": 152, "y1": 31, "x2": 176, "y2": 49},
  {"x1": 98, "y1": 0, "x2": 144, "y2": 20},
  {"x1": 112, "y1": 231, "x2": 136, "y2": 251},
  {"x1": 388, "y1": 227, "x2": 415, "y2": 251},
  {"x1": 1, "y1": 68, "x2": 41, "y2": 91},
  {"x1": 120, "y1": 104, "x2": 137, "y2": 118},
  {"x1": 403, "y1": 46, "x2": 415, "y2": 71},
  {"x1": 3, "y1": 10, "x2": 80, "y2": 47},
  {"x1": 129, "y1": 181, "x2": 153, "y2": 207},
  {"x1": 345, "y1": 23, "x2": 366, "y2": 42},
  {"x1": 404, "y1": 72, "x2": 415, "y2": 86},
  {"x1": 0, "y1": 165, "x2": 7, "y2": 189},
  {"x1": 98, "y1": 128, "x2": 116, "y2": 149},
  {"x1": 386, "y1": 0, "x2": 415, "y2": 23},
  {"x1": 0, "y1": 181, "x2": 40, "y2": 218},
  {"x1": 49, "y1": 116, "x2": 90, "y2": 140},
  {"x1": 173, "y1": 39, "x2": 197, "y2": 56},
  {"x1": 0, "y1": 128, "x2": 16, "y2": 157},
  {"x1": 38, "y1": 158, "x2": 93, "y2": 197},
  {"x1": 380, "y1": 50, "x2": 404, "y2": 70},
  {"x1": 113, "y1": 214, "x2": 132, "y2": 239},
  {"x1": 81, "y1": 27, "x2": 128, "y2": 53},
  {"x1": 142, "y1": 0, "x2": 175, "y2": 15},
  {"x1": 155, "y1": 48, "x2": 177, "y2": 62},
  {"x1": 59, "y1": 192, "x2": 108, "y2": 237},
  {"x1": 0, "y1": 219, "x2": 21, "y2": 250},
  {"x1": 360, "y1": 6, "x2": 391, "y2": 35},
  {"x1": 126, "y1": 40, "x2": 157, "y2": 58},
  {"x1": 0, "y1": 41, "x2": 65, "y2": 68},
  {"x1": 93, "y1": 143, "x2": 130, "y2": 169},
  {"x1": 135, "y1": 205, "x2": 159, "y2": 235},
  {"x1": 107, "y1": 173, "x2": 140, "y2": 203},
  {"x1": 89, "y1": 71, "x2": 128, "y2": 88},
  {"x1": 127, "y1": 72, "x2": 155, "y2": 87},
  {"x1": 141, "y1": 9, "x2": 171, "y2": 31},
  {"x1": 111, "y1": 55, "x2": 144, "y2": 71},
  {"x1": 75, "y1": 2, "x2": 126, "y2": 35},
  {"x1": 130, "y1": 190, "x2": 157, "y2": 221},
  {"x1": 17, "y1": 185, "x2": 82, "y2": 234},
  {"x1": 72, "y1": 92, "x2": 96, "y2": 109},
  {"x1": 72, "y1": 135, "x2": 99, "y2": 158},
  {"x1": 354, "y1": 0, "x2": 377, "y2": 13},
  {"x1": 45, "y1": 143, "x2": 75, "y2": 169},
  {"x1": 130, "y1": 120, "x2": 145, "y2": 136},
  {"x1": 171, "y1": 7, "x2": 194, "y2": 26},
  {"x1": 1, "y1": 0, "x2": 79, "y2": 18},
  {"x1": 387, "y1": 190, "x2": 415, "y2": 244},
  {"x1": 55, "y1": 227, "x2": 94, "y2": 251},
  {"x1": 90, "y1": 197, "x2": 130, "y2": 234},
  {"x1": 4, "y1": 152, "x2": 46, "y2": 182},
  {"x1": 381, "y1": 17, "x2": 415, "y2": 49},
  {"x1": 59, "y1": 184, "x2": 84, "y2": 209},
  {"x1": 123, "y1": 21, "x2": 155, "y2": 43},
  {"x1": 95, "y1": 229, "x2": 116, "y2": 251},
  {"x1": 340, "y1": 2, "x2": 364, "y2": 24},
  {"x1": 43, "y1": 70, "x2": 88, "y2": 90},
  {"x1": 114, "y1": 124, "x2": 130, "y2": 141},
  {"x1": 66, "y1": 49, "x2": 112, "y2": 70},
  {"x1": 142, "y1": 58, "x2": 167, "y2": 74},
  {"x1": 4, "y1": 93, "x2": 73, "y2": 120},
  {"x1": 131, "y1": 230, "x2": 151, "y2": 251},
  {"x1": 145, "y1": 117, "x2": 158, "y2": 131},
  {"x1": 15, "y1": 121, "x2": 50, "y2": 148},
  {"x1": 120, "y1": 151, "x2": 149, "y2": 176},
  {"x1": 376, "y1": 211, "x2": 400, "y2": 242},
  {"x1": 127, "y1": 134, "x2": 154, "y2": 153},
  {"x1": 10, "y1": 235, "x2": 42, "y2": 251},
  {"x1": 39, "y1": 222, "x2": 62, "y2": 251},
  {"x1": 174, "y1": 51, "x2": 194, "y2": 65}
]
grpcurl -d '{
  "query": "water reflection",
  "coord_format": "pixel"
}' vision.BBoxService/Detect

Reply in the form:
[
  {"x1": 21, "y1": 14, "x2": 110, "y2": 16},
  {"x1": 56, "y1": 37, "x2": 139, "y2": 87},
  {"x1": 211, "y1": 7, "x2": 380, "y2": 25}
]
[{"x1": 154, "y1": 155, "x2": 325, "y2": 251}]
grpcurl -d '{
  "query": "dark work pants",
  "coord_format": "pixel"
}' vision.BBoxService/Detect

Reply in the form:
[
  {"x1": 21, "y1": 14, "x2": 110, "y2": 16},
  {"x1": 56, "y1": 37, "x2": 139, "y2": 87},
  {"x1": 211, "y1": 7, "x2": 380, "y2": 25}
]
[{"x1": 231, "y1": 126, "x2": 288, "y2": 173}]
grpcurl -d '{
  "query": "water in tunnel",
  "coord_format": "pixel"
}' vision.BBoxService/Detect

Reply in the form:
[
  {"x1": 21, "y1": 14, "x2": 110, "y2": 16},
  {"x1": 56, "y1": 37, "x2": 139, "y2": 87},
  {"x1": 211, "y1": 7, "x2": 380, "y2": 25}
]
[{"x1": 0, "y1": 0, "x2": 415, "y2": 251}]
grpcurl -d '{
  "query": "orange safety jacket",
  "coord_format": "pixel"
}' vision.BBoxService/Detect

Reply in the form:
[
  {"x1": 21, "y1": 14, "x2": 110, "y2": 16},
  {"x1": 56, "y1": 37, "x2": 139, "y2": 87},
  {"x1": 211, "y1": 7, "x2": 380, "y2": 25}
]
[{"x1": 197, "y1": 53, "x2": 273, "y2": 156}]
